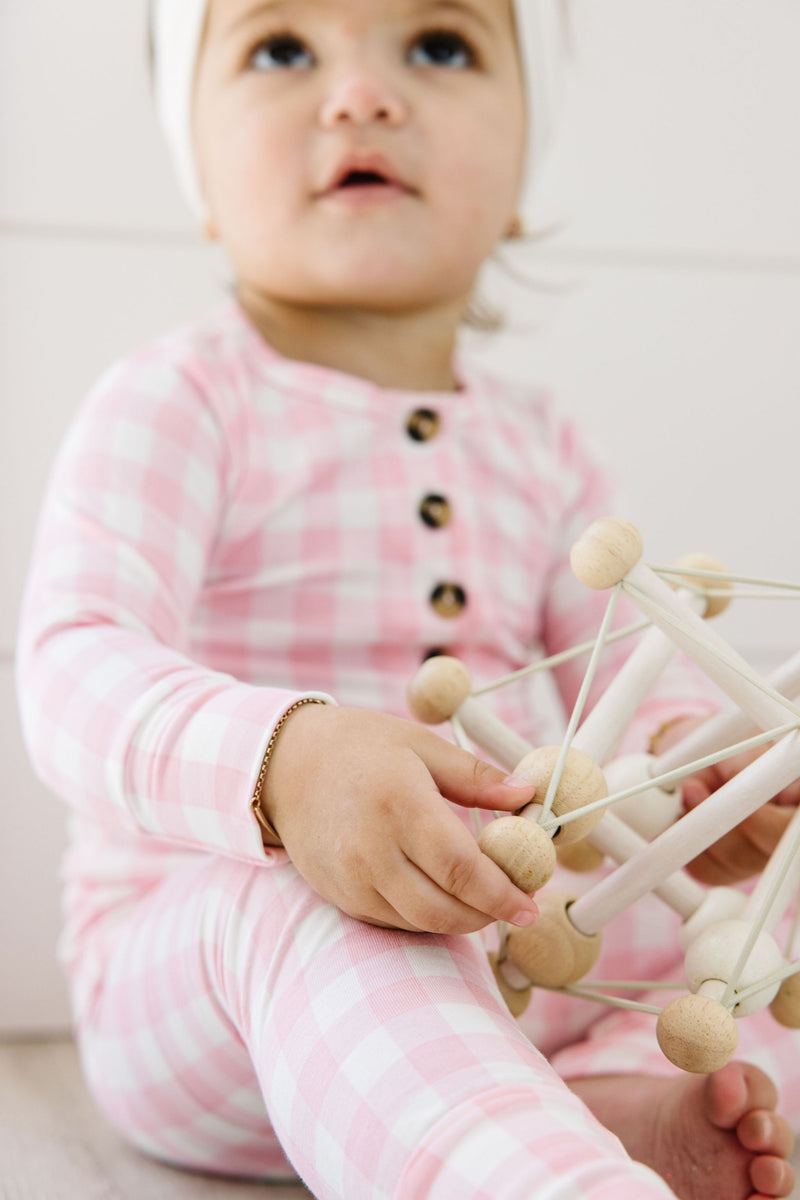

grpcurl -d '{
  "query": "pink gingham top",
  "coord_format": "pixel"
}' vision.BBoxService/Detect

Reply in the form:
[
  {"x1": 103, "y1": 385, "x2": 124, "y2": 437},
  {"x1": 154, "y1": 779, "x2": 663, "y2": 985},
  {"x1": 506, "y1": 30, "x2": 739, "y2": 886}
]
[{"x1": 16, "y1": 299, "x2": 708, "y2": 986}]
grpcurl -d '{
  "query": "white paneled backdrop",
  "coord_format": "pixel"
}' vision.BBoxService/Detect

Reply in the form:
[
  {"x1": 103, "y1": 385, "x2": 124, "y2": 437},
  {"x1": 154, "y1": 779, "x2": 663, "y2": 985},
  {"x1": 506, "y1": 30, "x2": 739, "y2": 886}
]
[{"x1": 2, "y1": 2, "x2": 799, "y2": 1033}]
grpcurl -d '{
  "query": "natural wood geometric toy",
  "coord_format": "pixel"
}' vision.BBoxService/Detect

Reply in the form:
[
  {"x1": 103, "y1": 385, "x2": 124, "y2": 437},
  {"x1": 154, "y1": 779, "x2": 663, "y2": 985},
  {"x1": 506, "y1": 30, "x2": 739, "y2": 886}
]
[{"x1": 407, "y1": 518, "x2": 800, "y2": 1074}]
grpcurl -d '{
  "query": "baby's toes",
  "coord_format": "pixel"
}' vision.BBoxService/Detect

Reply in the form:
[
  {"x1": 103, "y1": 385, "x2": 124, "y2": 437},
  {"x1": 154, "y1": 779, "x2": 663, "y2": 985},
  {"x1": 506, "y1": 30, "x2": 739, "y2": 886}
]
[
  {"x1": 748, "y1": 1154, "x2": 794, "y2": 1198},
  {"x1": 738, "y1": 1109, "x2": 795, "y2": 1158}
]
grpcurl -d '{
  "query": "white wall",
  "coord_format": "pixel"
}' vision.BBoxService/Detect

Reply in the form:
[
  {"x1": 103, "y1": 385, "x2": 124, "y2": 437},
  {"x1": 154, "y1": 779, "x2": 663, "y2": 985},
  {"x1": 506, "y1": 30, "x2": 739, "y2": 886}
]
[{"x1": 2, "y1": 1, "x2": 799, "y2": 1032}]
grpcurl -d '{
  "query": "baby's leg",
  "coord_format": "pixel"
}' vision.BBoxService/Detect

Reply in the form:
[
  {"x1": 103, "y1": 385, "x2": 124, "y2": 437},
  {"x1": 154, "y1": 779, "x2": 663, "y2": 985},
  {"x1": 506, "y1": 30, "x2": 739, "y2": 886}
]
[
  {"x1": 77, "y1": 854, "x2": 675, "y2": 1199},
  {"x1": 538, "y1": 908, "x2": 797, "y2": 1199}
]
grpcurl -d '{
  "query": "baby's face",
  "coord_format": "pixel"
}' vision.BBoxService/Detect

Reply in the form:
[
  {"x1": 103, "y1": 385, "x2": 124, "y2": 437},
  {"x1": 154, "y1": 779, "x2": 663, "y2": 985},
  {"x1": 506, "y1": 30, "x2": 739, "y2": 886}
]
[{"x1": 193, "y1": 0, "x2": 526, "y2": 316}]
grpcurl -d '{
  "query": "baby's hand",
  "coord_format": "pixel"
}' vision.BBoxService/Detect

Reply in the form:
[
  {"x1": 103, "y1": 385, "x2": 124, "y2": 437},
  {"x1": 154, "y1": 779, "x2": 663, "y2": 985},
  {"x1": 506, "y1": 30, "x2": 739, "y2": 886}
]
[
  {"x1": 262, "y1": 705, "x2": 539, "y2": 934},
  {"x1": 654, "y1": 715, "x2": 800, "y2": 885},
  {"x1": 682, "y1": 748, "x2": 800, "y2": 886}
]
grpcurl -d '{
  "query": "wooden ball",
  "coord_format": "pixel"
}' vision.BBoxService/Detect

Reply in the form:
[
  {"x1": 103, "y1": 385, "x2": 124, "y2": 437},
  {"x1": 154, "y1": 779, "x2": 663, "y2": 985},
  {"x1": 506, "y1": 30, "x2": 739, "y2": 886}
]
[
  {"x1": 487, "y1": 952, "x2": 533, "y2": 1018},
  {"x1": 556, "y1": 839, "x2": 605, "y2": 873},
  {"x1": 569, "y1": 518, "x2": 644, "y2": 590},
  {"x1": 406, "y1": 655, "x2": 471, "y2": 725},
  {"x1": 479, "y1": 816, "x2": 556, "y2": 894},
  {"x1": 507, "y1": 891, "x2": 602, "y2": 988},
  {"x1": 684, "y1": 919, "x2": 783, "y2": 1016},
  {"x1": 672, "y1": 553, "x2": 732, "y2": 619},
  {"x1": 770, "y1": 972, "x2": 800, "y2": 1029},
  {"x1": 514, "y1": 746, "x2": 606, "y2": 845},
  {"x1": 656, "y1": 994, "x2": 738, "y2": 1073}
]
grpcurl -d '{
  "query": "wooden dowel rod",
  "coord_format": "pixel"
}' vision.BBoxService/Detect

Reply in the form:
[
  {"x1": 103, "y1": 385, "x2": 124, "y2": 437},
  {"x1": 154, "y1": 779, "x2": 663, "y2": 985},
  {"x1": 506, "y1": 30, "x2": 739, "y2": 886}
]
[
  {"x1": 573, "y1": 590, "x2": 705, "y2": 765},
  {"x1": 568, "y1": 810, "x2": 705, "y2": 934},
  {"x1": 656, "y1": 647, "x2": 800, "y2": 775},
  {"x1": 569, "y1": 733, "x2": 800, "y2": 936},
  {"x1": 743, "y1": 804, "x2": 800, "y2": 934},
  {"x1": 457, "y1": 694, "x2": 705, "y2": 925},
  {"x1": 456, "y1": 698, "x2": 533, "y2": 772},
  {"x1": 623, "y1": 562, "x2": 799, "y2": 733}
]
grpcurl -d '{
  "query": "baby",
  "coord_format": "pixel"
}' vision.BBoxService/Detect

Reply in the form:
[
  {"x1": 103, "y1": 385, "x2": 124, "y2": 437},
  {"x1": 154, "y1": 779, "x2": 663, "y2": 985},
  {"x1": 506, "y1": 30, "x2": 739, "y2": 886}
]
[{"x1": 17, "y1": 1, "x2": 798, "y2": 1196}]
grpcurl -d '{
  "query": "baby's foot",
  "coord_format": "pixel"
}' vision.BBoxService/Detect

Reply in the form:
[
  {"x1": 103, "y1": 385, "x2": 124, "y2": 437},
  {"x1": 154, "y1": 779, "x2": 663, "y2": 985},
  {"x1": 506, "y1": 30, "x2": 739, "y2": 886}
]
[{"x1": 569, "y1": 1061, "x2": 795, "y2": 1199}]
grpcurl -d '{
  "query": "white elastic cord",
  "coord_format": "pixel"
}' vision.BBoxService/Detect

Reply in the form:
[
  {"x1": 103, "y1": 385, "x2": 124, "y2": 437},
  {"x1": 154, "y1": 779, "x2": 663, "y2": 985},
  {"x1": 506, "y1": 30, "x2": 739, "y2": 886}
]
[{"x1": 149, "y1": 0, "x2": 566, "y2": 221}]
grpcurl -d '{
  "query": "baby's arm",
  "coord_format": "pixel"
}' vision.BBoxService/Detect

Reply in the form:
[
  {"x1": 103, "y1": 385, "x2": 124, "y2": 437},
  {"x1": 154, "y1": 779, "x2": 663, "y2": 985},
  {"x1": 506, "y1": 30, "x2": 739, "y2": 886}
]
[
  {"x1": 16, "y1": 348, "x2": 539, "y2": 930},
  {"x1": 262, "y1": 704, "x2": 540, "y2": 933}
]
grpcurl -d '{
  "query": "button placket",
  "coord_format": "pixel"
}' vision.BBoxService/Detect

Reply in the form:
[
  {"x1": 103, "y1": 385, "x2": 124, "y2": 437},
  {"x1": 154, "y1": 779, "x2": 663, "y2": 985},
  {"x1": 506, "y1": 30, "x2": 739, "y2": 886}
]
[{"x1": 405, "y1": 404, "x2": 468, "y2": 647}]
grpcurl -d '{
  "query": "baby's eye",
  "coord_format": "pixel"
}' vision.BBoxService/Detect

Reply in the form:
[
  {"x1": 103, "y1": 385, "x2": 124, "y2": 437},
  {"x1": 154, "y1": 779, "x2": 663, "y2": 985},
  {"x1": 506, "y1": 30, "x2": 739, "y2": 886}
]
[
  {"x1": 409, "y1": 30, "x2": 474, "y2": 69},
  {"x1": 250, "y1": 34, "x2": 314, "y2": 71}
]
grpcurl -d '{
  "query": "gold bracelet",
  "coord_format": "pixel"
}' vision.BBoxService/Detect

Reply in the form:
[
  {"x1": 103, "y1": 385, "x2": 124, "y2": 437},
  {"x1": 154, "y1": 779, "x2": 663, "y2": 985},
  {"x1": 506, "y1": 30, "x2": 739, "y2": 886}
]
[{"x1": 250, "y1": 698, "x2": 326, "y2": 846}]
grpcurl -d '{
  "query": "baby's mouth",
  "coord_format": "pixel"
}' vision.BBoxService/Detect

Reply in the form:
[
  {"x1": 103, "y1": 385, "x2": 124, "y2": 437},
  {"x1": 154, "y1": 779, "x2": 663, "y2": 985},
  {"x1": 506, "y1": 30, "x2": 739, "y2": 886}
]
[
  {"x1": 321, "y1": 156, "x2": 415, "y2": 200},
  {"x1": 337, "y1": 169, "x2": 392, "y2": 189}
]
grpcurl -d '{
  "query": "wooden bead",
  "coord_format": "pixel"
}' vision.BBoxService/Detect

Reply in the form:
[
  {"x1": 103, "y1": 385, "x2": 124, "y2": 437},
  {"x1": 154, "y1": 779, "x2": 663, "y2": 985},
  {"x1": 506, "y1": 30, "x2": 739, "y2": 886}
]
[
  {"x1": 684, "y1": 919, "x2": 784, "y2": 1016},
  {"x1": 770, "y1": 972, "x2": 800, "y2": 1028},
  {"x1": 406, "y1": 655, "x2": 471, "y2": 724},
  {"x1": 556, "y1": 839, "x2": 605, "y2": 873},
  {"x1": 672, "y1": 553, "x2": 732, "y2": 619},
  {"x1": 569, "y1": 518, "x2": 644, "y2": 590},
  {"x1": 506, "y1": 891, "x2": 602, "y2": 988},
  {"x1": 478, "y1": 816, "x2": 556, "y2": 894},
  {"x1": 514, "y1": 746, "x2": 606, "y2": 845},
  {"x1": 487, "y1": 952, "x2": 533, "y2": 1018},
  {"x1": 656, "y1": 994, "x2": 738, "y2": 1073}
]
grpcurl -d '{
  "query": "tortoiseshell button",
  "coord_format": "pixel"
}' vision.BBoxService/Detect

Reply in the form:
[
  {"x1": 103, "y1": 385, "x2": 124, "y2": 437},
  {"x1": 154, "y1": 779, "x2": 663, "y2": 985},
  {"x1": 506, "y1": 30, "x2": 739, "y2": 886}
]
[
  {"x1": 419, "y1": 494, "x2": 452, "y2": 529},
  {"x1": 406, "y1": 408, "x2": 440, "y2": 442},
  {"x1": 430, "y1": 583, "x2": 467, "y2": 618}
]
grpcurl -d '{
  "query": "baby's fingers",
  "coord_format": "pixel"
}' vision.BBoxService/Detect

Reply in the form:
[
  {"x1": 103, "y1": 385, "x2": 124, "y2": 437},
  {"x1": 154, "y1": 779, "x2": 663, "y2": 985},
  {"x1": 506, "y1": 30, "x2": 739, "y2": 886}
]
[
  {"x1": 417, "y1": 729, "x2": 535, "y2": 812},
  {"x1": 405, "y1": 814, "x2": 539, "y2": 930},
  {"x1": 687, "y1": 805, "x2": 795, "y2": 885},
  {"x1": 371, "y1": 858, "x2": 518, "y2": 935}
]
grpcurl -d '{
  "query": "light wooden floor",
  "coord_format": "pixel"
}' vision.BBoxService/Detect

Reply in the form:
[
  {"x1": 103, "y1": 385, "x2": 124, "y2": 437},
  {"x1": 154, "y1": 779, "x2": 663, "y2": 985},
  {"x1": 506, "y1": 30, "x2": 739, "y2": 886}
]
[
  {"x1": 0, "y1": 1038, "x2": 313, "y2": 1199},
  {"x1": 3, "y1": 1038, "x2": 800, "y2": 1198}
]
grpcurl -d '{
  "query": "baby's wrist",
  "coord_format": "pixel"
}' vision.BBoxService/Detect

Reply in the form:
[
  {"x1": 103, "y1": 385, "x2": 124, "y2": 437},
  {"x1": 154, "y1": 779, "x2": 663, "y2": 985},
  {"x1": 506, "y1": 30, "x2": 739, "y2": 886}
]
[{"x1": 251, "y1": 698, "x2": 329, "y2": 846}]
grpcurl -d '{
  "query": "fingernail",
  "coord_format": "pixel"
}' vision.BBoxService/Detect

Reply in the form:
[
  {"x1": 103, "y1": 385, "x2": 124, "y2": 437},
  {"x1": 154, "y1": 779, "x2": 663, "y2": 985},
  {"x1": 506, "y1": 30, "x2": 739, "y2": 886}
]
[
  {"x1": 511, "y1": 909, "x2": 537, "y2": 927},
  {"x1": 502, "y1": 775, "x2": 536, "y2": 790}
]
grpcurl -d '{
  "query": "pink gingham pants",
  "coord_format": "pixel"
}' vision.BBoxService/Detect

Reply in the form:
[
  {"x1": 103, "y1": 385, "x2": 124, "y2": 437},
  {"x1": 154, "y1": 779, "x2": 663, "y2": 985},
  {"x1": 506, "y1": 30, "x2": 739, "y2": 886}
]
[{"x1": 73, "y1": 852, "x2": 702, "y2": 1200}]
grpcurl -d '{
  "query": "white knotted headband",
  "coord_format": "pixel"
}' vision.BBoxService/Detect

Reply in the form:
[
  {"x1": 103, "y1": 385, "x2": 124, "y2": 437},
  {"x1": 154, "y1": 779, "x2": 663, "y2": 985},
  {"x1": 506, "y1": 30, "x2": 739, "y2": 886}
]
[{"x1": 150, "y1": 0, "x2": 566, "y2": 221}]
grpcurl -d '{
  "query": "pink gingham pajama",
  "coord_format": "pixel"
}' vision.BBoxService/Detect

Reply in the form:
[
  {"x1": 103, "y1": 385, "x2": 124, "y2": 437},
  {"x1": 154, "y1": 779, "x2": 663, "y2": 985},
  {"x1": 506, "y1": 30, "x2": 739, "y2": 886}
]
[{"x1": 17, "y1": 300, "x2": 799, "y2": 1198}]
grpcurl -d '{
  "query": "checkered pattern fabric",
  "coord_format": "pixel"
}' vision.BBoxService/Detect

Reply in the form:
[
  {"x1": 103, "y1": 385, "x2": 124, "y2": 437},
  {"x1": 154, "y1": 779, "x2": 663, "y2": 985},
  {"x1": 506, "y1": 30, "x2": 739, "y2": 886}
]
[{"x1": 18, "y1": 300, "x2": 747, "y2": 1196}]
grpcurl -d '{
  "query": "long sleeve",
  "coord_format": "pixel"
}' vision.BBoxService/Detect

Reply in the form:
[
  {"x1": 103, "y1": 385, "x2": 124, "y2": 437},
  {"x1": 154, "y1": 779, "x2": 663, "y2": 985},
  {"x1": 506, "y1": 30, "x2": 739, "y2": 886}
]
[{"x1": 16, "y1": 348, "x2": 330, "y2": 863}]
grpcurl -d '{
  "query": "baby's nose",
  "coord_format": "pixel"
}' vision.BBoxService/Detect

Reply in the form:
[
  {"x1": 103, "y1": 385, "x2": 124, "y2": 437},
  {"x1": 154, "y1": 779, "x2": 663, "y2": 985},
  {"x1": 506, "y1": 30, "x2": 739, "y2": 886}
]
[{"x1": 319, "y1": 70, "x2": 407, "y2": 127}]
